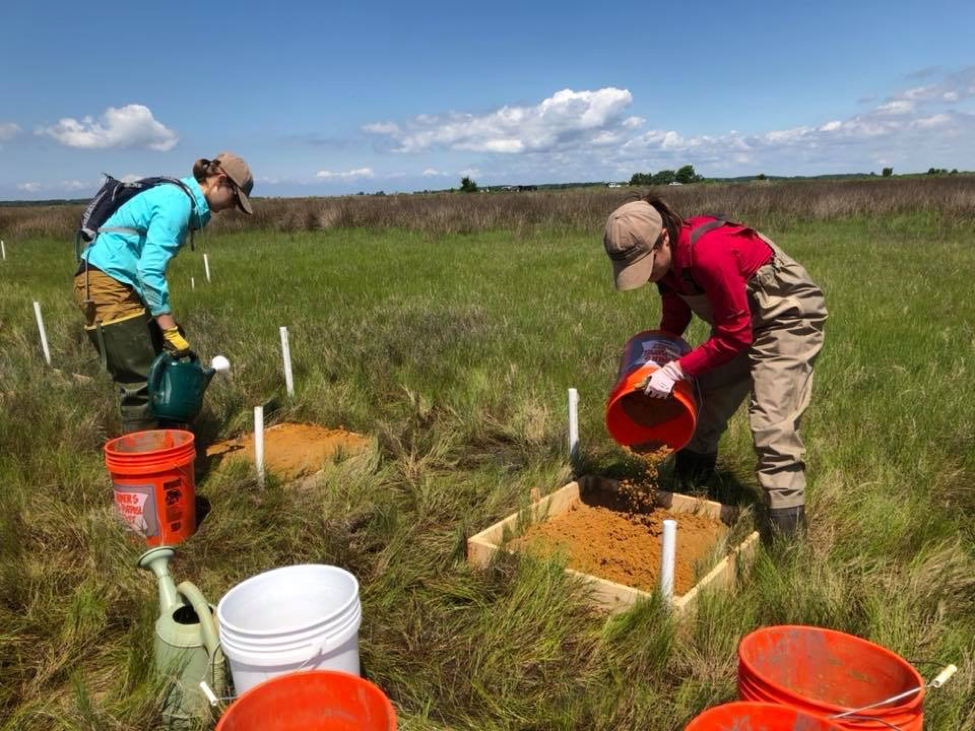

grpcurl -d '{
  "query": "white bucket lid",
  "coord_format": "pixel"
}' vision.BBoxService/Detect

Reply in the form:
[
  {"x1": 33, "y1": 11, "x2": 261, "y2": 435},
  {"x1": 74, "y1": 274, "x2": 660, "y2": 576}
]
[{"x1": 217, "y1": 564, "x2": 359, "y2": 637}]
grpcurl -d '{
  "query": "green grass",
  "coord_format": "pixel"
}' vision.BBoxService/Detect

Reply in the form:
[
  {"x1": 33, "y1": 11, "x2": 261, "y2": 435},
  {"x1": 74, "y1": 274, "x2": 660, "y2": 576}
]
[{"x1": 1, "y1": 215, "x2": 973, "y2": 729}]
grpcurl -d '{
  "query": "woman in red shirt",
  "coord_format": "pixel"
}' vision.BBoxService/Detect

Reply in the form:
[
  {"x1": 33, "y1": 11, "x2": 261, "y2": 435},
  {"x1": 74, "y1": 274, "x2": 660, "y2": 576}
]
[{"x1": 603, "y1": 196, "x2": 827, "y2": 537}]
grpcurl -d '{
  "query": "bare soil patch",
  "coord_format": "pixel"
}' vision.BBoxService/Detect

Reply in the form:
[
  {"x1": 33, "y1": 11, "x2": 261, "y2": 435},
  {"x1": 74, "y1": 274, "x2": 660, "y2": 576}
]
[
  {"x1": 206, "y1": 422, "x2": 370, "y2": 479},
  {"x1": 511, "y1": 482, "x2": 727, "y2": 596}
]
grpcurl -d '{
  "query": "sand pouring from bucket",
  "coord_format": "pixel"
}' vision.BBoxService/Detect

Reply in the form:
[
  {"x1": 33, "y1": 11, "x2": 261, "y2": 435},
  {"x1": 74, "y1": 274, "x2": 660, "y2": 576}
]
[
  {"x1": 138, "y1": 546, "x2": 227, "y2": 726},
  {"x1": 605, "y1": 330, "x2": 698, "y2": 452}
]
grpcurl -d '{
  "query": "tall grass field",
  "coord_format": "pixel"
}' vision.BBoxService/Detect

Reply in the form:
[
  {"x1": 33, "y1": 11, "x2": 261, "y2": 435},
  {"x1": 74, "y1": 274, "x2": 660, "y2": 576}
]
[{"x1": 1, "y1": 180, "x2": 973, "y2": 730}]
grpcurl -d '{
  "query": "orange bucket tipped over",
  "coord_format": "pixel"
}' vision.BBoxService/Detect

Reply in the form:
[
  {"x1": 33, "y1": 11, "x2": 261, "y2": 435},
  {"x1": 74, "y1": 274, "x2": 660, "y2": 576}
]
[{"x1": 605, "y1": 330, "x2": 698, "y2": 452}]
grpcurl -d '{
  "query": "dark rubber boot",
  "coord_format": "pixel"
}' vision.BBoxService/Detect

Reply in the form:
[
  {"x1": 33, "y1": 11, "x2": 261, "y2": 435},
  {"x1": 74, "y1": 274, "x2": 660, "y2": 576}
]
[
  {"x1": 674, "y1": 450, "x2": 718, "y2": 487},
  {"x1": 87, "y1": 312, "x2": 164, "y2": 433},
  {"x1": 767, "y1": 505, "x2": 806, "y2": 539}
]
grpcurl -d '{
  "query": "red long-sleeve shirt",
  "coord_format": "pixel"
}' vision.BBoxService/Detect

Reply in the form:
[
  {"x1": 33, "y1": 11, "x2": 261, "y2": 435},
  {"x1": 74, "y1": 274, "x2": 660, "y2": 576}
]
[{"x1": 657, "y1": 216, "x2": 773, "y2": 376}]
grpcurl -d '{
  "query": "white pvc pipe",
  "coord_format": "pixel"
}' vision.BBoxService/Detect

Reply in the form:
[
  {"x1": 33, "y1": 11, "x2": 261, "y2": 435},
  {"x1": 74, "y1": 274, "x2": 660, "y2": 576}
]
[
  {"x1": 567, "y1": 387, "x2": 579, "y2": 459},
  {"x1": 279, "y1": 326, "x2": 295, "y2": 397},
  {"x1": 659, "y1": 519, "x2": 677, "y2": 603},
  {"x1": 191, "y1": 276, "x2": 195, "y2": 291},
  {"x1": 1, "y1": 239, "x2": 6, "y2": 260},
  {"x1": 203, "y1": 253, "x2": 211, "y2": 283},
  {"x1": 33, "y1": 301, "x2": 51, "y2": 366},
  {"x1": 254, "y1": 406, "x2": 265, "y2": 487}
]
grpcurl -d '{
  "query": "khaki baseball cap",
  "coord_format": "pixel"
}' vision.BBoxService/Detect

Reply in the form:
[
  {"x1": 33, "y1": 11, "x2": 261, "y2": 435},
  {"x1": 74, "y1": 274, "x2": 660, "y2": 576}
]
[
  {"x1": 214, "y1": 151, "x2": 254, "y2": 215},
  {"x1": 603, "y1": 201, "x2": 663, "y2": 290}
]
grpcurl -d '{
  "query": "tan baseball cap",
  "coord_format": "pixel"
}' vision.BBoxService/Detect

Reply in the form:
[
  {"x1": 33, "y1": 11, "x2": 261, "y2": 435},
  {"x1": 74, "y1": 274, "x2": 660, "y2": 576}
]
[
  {"x1": 603, "y1": 200, "x2": 663, "y2": 290},
  {"x1": 214, "y1": 151, "x2": 254, "y2": 215}
]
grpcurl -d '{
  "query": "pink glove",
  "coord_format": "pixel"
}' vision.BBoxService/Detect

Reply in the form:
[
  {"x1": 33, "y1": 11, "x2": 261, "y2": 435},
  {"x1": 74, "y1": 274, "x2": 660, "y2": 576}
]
[{"x1": 644, "y1": 361, "x2": 684, "y2": 399}]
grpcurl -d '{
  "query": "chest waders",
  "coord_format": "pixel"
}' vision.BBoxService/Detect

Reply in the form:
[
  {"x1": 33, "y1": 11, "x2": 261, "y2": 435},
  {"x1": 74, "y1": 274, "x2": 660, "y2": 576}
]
[
  {"x1": 74, "y1": 266, "x2": 165, "y2": 434},
  {"x1": 73, "y1": 179, "x2": 196, "y2": 434},
  {"x1": 671, "y1": 218, "x2": 827, "y2": 532}
]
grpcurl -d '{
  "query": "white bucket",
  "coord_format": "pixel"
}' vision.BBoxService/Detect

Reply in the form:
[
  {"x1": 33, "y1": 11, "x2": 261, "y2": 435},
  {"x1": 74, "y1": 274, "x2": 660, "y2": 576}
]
[{"x1": 217, "y1": 564, "x2": 361, "y2": 695}]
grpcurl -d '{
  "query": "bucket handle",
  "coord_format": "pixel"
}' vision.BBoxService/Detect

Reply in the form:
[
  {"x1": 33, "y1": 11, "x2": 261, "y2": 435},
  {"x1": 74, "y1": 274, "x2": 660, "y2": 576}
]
[
  {"x1": 198, "y1": 633, "x2": 347, "y2": 709},
  {"x1": 828, "y1": 664, "x2": 957, "y2": 730}
]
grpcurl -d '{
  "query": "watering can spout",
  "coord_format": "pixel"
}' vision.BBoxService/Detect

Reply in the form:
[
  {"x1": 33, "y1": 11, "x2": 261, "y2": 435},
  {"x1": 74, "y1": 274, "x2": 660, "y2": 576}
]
[{"x1": 137, "y1": 546, "x2": 180, "y2": 614}]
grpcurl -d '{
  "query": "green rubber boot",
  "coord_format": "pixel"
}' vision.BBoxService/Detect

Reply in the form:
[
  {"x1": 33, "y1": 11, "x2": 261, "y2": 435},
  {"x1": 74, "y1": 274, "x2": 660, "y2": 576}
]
[{"x1": 87, "y1": 312, "x2": 164, "y2": 433}]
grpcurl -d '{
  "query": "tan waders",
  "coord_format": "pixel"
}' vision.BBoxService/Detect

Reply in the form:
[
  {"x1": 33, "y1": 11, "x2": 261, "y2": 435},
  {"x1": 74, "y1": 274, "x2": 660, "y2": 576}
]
[
  {"x1": 676, "y1": 224, "x2": 827, "y2": 530},
  {"x1": 74, "y1": 267, "x2": 164, "y2": 433}
]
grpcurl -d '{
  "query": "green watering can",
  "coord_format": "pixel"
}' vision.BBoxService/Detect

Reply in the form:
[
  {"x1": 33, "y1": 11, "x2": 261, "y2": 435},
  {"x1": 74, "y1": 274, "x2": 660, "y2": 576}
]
[
  {"x1": 147, "y1": 352, "x2": 222, "y2": 423},
  {"x1": 138, "y1": 546, "x2": 226, "y2": 726}
]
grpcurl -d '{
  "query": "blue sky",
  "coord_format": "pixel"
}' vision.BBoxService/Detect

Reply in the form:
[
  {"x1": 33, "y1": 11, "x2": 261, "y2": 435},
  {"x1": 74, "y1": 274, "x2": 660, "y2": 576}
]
[{"x1": 2, "y1": 0, "x2": 973, "y2": 199}]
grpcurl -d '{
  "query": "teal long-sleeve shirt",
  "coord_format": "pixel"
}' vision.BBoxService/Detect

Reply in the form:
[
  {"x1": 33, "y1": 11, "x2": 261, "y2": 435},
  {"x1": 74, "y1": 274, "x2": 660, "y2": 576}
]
[{"x1": 82, "y1": 177, "x2": 211, "y2": 316}]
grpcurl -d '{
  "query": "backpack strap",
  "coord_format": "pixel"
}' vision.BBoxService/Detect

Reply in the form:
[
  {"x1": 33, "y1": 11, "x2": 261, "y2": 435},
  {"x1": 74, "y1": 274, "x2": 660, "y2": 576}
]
[
  {"x1": 92, "y1": 179, "x2": 198, "y2": 248},
  {"x1": 162, "y1": 177, "x2": 198, "y2": 251},
  {"x1": 97, "y1": 226, "x2": 144, "y2": 236},
  {"x1": 680, "y1": 217, "x2": 728, "y2": 295}
]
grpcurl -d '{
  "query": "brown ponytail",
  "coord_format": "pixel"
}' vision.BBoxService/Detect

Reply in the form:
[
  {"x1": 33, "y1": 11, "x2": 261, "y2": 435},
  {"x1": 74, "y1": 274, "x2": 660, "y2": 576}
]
[
  {"x1": 192, "y1": 158, "x2": 223, "y2": 182},
  {"x1": 642, "y1": 194, "x2": 684, "y2": 248}
]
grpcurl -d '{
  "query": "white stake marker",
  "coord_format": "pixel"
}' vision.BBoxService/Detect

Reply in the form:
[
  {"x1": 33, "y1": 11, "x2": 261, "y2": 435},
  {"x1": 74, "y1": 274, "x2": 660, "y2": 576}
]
[
  {"x1": 33, "y1": 301, "x2": 51, "y2": 366},
  {"x1": 660, "y1": 519, "x2": 677, "y2": 604},
  {"x1": 203, "y1": 253, "x2": 211, "y2": 283},
  {"x1": 279, "y1": 326, "x2": 295, "y2": 397},
  {"x1": 1, "y1": 239, "x2": 6, "y2": 260},
  {"x1": 254, "y1": 406, "x2": 265, "y2": 487},
  {"x1": 191, "y1": 276, "x2": 196, "y2": 291},
  {"x1": 567, "y1": 387, "x2": 579, "y2": 460}
]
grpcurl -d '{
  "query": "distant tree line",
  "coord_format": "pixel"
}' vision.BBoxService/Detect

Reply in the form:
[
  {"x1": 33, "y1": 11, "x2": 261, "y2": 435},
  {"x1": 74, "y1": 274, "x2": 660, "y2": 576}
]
[{"x1": 629, "y1": 165, "x2": 704, "y2": 186}]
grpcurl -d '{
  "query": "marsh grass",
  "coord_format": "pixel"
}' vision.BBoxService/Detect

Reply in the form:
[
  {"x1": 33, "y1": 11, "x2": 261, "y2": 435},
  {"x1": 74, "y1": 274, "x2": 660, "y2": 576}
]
[{"x1": 1, "y1": 186, "x2": 973, "y2": 729}]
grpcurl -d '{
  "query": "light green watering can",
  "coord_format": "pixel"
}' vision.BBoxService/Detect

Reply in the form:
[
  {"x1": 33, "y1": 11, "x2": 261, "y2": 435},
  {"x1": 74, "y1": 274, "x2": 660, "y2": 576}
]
[{"x1": 138, "y1": 546, "x2": 227, "y2": 726}]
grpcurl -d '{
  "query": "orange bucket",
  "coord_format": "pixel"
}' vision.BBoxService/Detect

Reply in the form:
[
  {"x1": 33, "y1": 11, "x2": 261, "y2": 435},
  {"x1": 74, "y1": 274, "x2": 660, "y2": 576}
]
[
  {"x1": 685, "y1": 701, "x2": 842, "y2": 730},
  {"x1": 738, "y1": 626, "x2": 925, "y2": 730},
  {"x1": 215, "y1": 670, "x2": 396, "y2": 731},
  {"x1": 103, "y1": 429, "x2": 196, "y2": 547},
  {"x1": 605, "y1": 330, "x2": 698, "y2": 451}
]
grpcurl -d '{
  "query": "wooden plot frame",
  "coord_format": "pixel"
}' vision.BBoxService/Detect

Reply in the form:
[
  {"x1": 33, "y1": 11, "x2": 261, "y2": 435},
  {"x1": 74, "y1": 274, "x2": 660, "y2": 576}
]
[{"x1": 467, "y1": 475, "x2": 760, "y2": 615}]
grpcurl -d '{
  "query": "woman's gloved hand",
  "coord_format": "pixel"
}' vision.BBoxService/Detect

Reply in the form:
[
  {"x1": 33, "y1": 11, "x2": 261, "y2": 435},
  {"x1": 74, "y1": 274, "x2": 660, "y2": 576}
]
[
  {"x1": 161, "y1": 326, "x2": 192, "y2": 356},
  {"x1": 644, "y1": 360, "x2": 684, "y2": 399}
]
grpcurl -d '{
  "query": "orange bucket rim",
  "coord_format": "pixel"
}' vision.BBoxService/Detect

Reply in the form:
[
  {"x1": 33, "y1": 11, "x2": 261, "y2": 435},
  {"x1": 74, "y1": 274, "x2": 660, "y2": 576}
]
[
  {"x1": 104, "y1": 429, "x2": 195, "y2": 457},
  {"x1": 605, "y1": 370, "x2": 697, "y2": 450},
  {"x1": 686, "y1": 701, "x2": 844, "y2": 730},
  {"x1": 738, "y1": 625, "x2": 925, "y2": 714},
  {"x1": 215, "y1": 669, "x2": 396, "y2": 731}
]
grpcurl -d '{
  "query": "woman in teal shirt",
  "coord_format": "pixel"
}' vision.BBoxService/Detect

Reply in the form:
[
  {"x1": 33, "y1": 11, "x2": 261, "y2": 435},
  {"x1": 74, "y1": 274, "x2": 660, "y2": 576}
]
[{"x1": 73, "y1": 152, "x2": 254, "y2": 433}]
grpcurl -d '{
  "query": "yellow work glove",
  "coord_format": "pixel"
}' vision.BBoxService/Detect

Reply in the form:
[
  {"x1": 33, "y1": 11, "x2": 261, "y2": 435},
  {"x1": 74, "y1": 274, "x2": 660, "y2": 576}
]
[{"x1": 161, "y1": 326, "x2": 192, "y2": 356}]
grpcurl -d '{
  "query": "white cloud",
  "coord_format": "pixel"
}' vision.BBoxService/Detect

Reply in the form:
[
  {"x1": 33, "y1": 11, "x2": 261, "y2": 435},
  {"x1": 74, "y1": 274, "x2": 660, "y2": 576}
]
[
  {"x1": 422, "y1": 168, "x2": 446, "y2": 177},
  {"x1": 61, "y1": 180, "x2": 93, "y2": 192},
  {"x1": 315, "y1": 167, "x2": 374, "y2": 180},
  {"x1": 37, "y1": 104, "x2": 178, "y2": 151},
  {"x1": 0, "y1": 122, "x2": 20, "y2": 142},
  {"x1": 876, "y1": 100, "x2": 915, "y2": 115},
  {"x1": 17, "y1": 182, "x2": 42, "y2": 192},
  {"x1": 364, "y1": 87, "x2": 636, "y2": 154}
]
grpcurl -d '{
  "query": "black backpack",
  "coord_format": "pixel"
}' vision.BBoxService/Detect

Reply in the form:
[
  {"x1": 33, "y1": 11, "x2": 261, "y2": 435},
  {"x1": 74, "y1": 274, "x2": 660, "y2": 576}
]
[{"x1": 75, "y1": 175, "x2": 196, "y2": 260}]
